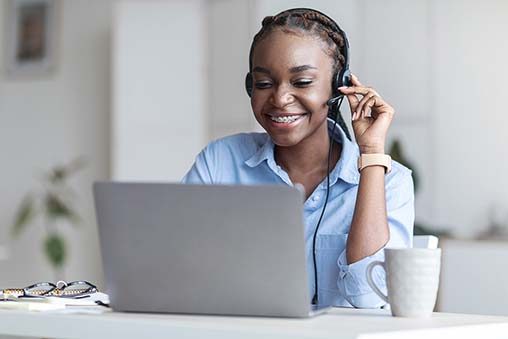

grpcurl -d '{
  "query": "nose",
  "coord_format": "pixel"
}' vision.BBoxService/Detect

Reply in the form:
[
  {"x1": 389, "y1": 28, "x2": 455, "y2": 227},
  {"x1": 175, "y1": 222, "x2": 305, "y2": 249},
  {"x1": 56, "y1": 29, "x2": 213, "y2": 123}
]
[{"x1": 269, "y1": 84, "x2": 294, "y2": 108}]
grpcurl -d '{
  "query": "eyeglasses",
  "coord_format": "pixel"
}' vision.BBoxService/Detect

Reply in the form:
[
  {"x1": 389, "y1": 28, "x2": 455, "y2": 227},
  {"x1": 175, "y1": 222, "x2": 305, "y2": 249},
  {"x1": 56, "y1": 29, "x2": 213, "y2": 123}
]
[{"x1": 2, "y1": 280, "x2": 98, "y2": 299}]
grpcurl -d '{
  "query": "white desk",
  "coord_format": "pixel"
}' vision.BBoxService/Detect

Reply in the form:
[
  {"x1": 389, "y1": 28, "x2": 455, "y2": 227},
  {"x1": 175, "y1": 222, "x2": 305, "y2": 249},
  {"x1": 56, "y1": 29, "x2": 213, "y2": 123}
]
[{"x1": 1, "y1": 308, "x2": 508, "y2": 339}]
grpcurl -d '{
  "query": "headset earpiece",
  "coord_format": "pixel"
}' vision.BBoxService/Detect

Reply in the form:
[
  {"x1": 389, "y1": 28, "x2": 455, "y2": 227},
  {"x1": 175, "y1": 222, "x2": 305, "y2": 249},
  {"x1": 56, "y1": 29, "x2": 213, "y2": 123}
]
[
  {"x1": 341, "y1": 68, "x2": 352, "y2": 88},
  {"x1": 332, "y1": 68, "x2": 352, "y2": 96},
  {"x1": 245, "y1": 72, "x2": 253, "y2": 97},
  {"x1": 328, "y1": 67, "x2": 352, "y2": 118}
]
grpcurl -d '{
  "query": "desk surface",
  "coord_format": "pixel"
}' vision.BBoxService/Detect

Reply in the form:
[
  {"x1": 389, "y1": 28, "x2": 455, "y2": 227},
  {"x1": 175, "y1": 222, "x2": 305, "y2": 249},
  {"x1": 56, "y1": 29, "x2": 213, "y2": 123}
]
[{"x1": 1, "y1": 307, "x2": 508, "y2": 339}]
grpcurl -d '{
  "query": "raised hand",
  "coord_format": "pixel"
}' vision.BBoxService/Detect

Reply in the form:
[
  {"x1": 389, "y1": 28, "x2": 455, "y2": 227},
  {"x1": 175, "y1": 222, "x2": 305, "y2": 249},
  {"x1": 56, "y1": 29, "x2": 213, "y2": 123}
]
[{"x1": 339, "y1": 74, "x2": 394, "y2": 154}]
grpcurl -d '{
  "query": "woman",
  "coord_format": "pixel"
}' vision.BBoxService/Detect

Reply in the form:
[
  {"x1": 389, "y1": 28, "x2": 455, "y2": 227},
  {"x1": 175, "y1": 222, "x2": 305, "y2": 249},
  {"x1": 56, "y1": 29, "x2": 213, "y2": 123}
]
[{"x1": 183, "y1": 8, "x2": 413, "y2": 308}]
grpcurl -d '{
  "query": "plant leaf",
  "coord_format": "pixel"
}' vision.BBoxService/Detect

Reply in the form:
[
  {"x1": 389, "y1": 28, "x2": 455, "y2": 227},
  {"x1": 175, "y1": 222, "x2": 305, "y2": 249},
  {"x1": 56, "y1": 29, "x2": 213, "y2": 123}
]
[
  {"x1": 44, "y1": 233, "x2": 66, "y2": 268},
  {"x1": 48, "y1": 166, "x2": 67, "y2": 184},
  {"x1": 45, "y1": 193, "x2": 80, "y2": 224},
  {"x1": 11, "y1": 194, "x2": 36, "y2": 237},
  {"x1": 47, "y1": 157, "x2": 87, "y2": 184},
  {"x1": 389, "y1": 139, "x2": 420, "y2": 193}
]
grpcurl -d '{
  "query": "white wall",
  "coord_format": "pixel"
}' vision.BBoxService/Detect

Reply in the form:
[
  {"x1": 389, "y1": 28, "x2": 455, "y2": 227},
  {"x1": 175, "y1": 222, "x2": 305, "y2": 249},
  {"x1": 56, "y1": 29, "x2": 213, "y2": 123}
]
[
  {"x1": 0, "y1": 0, "x2": 116, "y2": 287},
  {"x1": 431, "y1": 0, "x2": 508, "y2": 236},
  {"x1": 112, "y1": 0, "x2": 207, "y2": 181},
  {"x1": 207, "y1": 0, "x2": 255, "y2": 139}
]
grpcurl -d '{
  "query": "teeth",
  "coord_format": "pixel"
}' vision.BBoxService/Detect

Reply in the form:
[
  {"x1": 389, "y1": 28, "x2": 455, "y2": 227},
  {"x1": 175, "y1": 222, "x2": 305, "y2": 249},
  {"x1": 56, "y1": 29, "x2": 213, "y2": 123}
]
[{"x1": 270, "y1": 115, "x2": 302, "y2": 123}]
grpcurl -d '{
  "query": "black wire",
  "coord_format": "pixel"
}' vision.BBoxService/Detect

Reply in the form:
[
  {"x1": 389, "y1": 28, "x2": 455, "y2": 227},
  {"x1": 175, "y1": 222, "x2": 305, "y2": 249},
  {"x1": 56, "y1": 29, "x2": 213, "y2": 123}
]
[{"x1": 311, "y1": 96, "x2": 344, "y2": 305}]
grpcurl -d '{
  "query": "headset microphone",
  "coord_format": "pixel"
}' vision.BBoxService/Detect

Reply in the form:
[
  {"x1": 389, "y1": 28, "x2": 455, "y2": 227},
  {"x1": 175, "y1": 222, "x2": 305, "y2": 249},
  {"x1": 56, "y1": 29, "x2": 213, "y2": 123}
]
[{"x1": 327, "y1": 96, "x2": 342, "y2": 109}]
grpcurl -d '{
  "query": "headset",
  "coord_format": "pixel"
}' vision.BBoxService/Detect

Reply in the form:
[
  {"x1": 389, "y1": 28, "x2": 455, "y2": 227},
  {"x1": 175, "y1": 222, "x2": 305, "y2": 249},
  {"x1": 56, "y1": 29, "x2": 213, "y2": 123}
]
[{"x1": 245, "y1": 8, "x2": 353, "y2": 305}]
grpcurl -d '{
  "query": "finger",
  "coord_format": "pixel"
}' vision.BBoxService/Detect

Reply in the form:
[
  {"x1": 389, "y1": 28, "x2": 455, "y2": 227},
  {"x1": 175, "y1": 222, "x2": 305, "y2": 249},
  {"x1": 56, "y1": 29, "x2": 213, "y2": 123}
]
[
  {"x1": 339, "y1": 87, "x2": 360, "y2": 119},
  {"x1": 369, "y1": 95, "x2": 392, "y2": 119},
  {"x1": 355, "y1": 92, "x2": 377, "y2": 120},
  {"x1": 348, "y1": 94, "x2": 360, "y2": 121},
  {"x1": 338, "y1": 86, "x2": 377, "y2": 97},
  {"x1": 361, "y1": 96, "x2": 377, "y2": 119}
]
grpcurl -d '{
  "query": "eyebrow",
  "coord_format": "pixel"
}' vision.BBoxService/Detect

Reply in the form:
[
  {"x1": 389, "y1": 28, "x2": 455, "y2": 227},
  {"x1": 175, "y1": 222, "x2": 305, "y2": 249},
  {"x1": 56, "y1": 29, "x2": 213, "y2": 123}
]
[
  {"x1": 252, "y1": 65, "x2": 317, "y2": 75},
  {"x1": 289, "y1": 65, "x2": 317, "y2": 73}
]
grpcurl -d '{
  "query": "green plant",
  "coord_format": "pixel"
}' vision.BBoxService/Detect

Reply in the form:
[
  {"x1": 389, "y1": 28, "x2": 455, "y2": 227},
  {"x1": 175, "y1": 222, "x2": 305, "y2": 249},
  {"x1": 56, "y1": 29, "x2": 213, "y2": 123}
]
[
  {"x1": 389, "y1": 139, "x2": 419, "y2": 193},
  {"x1": 11, "y1": 158, "x2": 86, "y2": 278}
]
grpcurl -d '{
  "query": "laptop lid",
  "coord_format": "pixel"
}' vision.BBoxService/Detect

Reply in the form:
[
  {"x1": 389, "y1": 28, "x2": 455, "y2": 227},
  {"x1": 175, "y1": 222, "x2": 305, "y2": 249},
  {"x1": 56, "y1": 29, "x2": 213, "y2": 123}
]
[{"x1": 94, "y1": 182, "x2": 314, "y2": 317}]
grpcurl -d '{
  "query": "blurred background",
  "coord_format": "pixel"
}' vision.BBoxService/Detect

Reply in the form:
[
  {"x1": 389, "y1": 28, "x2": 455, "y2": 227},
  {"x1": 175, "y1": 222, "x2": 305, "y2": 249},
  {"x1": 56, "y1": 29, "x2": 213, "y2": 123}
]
[{"x1": 0, "y1": 0, "x2": 507, "y2": 316}]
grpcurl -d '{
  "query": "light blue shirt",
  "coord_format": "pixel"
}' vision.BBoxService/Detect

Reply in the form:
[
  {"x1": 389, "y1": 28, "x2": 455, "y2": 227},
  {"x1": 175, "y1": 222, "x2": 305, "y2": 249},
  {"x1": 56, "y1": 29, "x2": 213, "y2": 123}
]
[{"x1": 182, "y1": 119, "x2": 414, "y2": 308}]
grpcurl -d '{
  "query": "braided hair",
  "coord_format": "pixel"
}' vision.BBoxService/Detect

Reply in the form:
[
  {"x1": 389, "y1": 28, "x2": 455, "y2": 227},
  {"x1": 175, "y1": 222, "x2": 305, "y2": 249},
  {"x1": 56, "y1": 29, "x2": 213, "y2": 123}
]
[{"x1": 248, "y1": 9, "x2": 352, "y2": 141}]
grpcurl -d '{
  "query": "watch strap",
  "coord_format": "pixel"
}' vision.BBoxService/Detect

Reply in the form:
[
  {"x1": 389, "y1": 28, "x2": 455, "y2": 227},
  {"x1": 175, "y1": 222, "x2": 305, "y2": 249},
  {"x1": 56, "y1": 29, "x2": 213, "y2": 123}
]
[{"x1": 358, "y1": 154, "x2": 392, "y2": 173}]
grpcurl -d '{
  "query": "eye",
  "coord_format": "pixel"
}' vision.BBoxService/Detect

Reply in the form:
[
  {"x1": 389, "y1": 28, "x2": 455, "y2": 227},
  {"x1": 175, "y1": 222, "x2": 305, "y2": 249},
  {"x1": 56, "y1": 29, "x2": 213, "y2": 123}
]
[
  {"x1": 255, "y1": 81, "x2": 272, "y2": 89},
  {"x1": 293, "y1": 79, "x2": 313, "y2": 88}
]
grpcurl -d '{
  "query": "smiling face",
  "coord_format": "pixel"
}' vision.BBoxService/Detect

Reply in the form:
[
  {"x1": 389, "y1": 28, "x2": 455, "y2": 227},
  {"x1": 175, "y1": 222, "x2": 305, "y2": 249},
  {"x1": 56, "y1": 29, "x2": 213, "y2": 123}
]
[{"x1": 250, "y1": 29, "x2": 334, "y2": 148}]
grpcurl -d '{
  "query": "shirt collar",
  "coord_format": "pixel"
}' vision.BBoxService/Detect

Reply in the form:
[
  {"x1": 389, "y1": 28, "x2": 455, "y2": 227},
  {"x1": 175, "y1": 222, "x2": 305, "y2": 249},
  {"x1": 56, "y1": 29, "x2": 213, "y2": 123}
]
[
  {"x1": 245, "y1": 118, "x2": 360, "y2": 185},
  {"x1": 244, "y1": 135, "x2": 276, "y2": 168}
]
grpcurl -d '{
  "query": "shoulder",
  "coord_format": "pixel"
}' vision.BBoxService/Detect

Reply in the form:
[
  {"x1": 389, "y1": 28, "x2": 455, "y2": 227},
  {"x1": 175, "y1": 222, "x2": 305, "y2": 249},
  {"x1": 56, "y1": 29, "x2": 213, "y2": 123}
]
[
  {"x1": 202, "y1": 132, "x2": 269, "y2": 160},
  {"x1": 183, "y1": 132, "x2": 270, "y2": 184},
  {"x1": 206, "y1": 133, "x2": 268, "y2": 154}
]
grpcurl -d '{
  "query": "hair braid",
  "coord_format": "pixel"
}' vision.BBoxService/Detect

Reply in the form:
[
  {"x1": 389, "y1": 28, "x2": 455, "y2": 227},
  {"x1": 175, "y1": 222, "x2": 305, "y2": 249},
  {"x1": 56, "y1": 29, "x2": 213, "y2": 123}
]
[{"x1": 252, "y1": 11, "x2": 345, "y2": 75}]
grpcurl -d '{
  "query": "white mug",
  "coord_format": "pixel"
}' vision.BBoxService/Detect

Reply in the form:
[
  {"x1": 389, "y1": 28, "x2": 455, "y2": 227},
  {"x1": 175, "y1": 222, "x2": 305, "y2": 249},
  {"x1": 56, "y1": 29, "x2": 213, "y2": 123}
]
[{"x1": 366, "y1": 248, "x2": 441, "y2": 317}]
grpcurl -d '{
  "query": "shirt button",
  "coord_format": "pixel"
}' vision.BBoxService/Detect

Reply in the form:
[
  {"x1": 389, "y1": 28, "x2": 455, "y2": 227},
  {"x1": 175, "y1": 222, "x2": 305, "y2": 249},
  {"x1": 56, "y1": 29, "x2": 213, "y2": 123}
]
[{"x1": 312, "y1": 195, "x2": 320, "y2": 201}]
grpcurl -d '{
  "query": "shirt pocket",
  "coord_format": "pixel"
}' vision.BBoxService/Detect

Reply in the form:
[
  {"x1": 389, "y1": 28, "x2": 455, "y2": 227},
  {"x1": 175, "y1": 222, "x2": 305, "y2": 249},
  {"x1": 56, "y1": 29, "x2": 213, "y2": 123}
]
[{"x1": 316, "y1": 234, "x2": 348, "y2": 293}]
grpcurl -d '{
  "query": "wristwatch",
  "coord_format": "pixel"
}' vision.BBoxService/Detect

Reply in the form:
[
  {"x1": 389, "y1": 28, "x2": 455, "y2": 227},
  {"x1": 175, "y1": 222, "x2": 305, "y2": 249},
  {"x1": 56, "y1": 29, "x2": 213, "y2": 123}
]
[{"x1": 357, "y1": 154, "x2": 392, "y2": 173}]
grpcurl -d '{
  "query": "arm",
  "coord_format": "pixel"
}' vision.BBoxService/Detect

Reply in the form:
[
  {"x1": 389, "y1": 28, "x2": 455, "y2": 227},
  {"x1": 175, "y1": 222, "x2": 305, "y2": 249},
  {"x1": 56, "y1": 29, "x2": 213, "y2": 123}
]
[
  {"x1": 336, "y1": 169, "x2": 414, "y2": 307},
  {"x1": 339, "y1": 74, "x2": 396, "y2": 263},
  {"x1": 347, "y1": 165, "x2": 388, "y2": 264},
  {"x1": 334, "y1": 74, "x2": 414, "y2": 307}
]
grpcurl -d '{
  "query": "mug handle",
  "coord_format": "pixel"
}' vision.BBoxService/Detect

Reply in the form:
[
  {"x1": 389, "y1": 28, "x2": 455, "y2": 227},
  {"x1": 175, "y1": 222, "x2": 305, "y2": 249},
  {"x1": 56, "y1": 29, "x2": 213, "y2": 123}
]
[{"x1": 366, "y1": 260, "x2": 389, "y2": 303}]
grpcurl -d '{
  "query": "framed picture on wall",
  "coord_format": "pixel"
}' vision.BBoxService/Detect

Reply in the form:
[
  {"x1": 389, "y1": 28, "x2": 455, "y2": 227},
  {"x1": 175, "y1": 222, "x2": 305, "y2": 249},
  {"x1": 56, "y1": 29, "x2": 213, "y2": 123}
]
[{"x1": 3, "y1": 0, "x2": 59, "y2": 78}]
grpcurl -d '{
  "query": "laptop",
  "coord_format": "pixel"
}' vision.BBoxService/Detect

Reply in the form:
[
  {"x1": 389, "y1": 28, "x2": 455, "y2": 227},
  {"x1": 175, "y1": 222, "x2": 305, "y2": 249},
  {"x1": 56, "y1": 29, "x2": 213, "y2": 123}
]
[{"x1": 93, "y1": 182, "x2": 331, "y2": 317}]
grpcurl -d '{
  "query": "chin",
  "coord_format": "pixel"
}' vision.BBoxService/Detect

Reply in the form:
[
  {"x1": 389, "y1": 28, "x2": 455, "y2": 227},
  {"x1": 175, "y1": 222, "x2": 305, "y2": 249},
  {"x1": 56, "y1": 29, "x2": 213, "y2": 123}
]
[{"x1": 269, "y1": 134, "x2": 303, "y2": 148}]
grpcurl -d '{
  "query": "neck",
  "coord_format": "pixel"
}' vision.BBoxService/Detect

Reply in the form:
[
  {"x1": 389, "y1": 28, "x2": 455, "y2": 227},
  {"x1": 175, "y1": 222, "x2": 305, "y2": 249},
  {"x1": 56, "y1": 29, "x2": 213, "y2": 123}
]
[{"x1": 275, "y1": 122, "x2": 340, "y2": 176}]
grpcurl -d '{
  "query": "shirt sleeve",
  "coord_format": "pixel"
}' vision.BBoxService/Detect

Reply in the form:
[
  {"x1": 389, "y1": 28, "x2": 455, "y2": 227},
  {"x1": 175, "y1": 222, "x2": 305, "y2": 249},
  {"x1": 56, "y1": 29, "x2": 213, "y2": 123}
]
[
  {"x1": 336, "y1": 169, "x2": 415, "y2": 308},
  {"x1": 181, "y1": 145, "x2": 215, "y2": 184}
]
